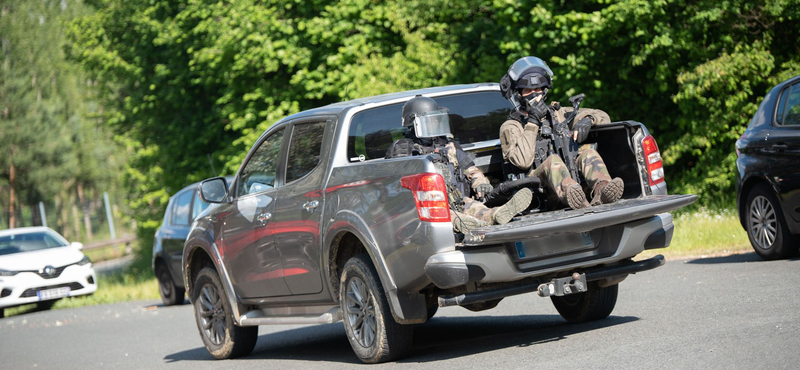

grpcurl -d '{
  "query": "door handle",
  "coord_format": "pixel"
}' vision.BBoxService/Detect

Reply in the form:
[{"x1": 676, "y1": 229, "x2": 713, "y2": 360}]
[
  {"x1": 303, "y1": 200, "x2": 320, "y2": 213},
  {"x1": 772, "y1": 144, "x2": 788, "y2": 151},
  {"x1": 257, "y1": 212, "x2": 272, "y2": 226}
]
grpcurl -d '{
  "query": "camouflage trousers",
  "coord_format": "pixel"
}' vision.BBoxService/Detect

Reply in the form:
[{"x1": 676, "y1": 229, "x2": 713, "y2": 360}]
[
  {"x1": 527, "y1": 148, "x2": 612, "y2": 206},
  {"x1": 451, "y1": 197, "x2": 497, "y2": 224}
]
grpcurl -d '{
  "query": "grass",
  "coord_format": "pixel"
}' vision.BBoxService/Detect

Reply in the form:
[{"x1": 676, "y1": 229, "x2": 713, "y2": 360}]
[
  {"x1": 640, "y1": 207, "x2": 752, "y2": 260},
  {"x1": 2, "y1": 208, "x2": 754, "y2": 318}
]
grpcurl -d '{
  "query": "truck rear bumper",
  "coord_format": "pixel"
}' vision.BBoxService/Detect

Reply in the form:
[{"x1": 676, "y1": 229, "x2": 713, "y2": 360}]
[{"x1": 425, "y1": 213, "x2": 674, "y2": 289}]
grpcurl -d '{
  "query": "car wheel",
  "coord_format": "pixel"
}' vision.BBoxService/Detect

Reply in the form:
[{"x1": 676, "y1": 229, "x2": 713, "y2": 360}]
[
  {"x1": 340, "y1": 254, "x2": 413, "y2": 363},
  {"x1": 192, "y1": 266, "x2": 258, "y2": 359},
  {"x1": 746, "y1": 183, "x2": 799, "y2": 260},
  {"x1": 551, "y1": 282, "x2": 618, "y2": 323},
  {"x1": 426, "y1": 303, "x2": 438, "y2": 321},
  {"x1": 36, "y1": 299, "x2": 59, "y2": 311},
  {"x1": 0, "y1": 309, "x2": 4, "y2": 318},
  {"x1": 157, "y1": 264, "x2": 186, "y2": 306}
]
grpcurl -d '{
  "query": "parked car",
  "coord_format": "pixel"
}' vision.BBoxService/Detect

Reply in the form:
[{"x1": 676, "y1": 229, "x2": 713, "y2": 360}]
[
  {"x1": 735, "y1": 74, "x2": 800, "y2": 260},
  {"x1": 0, "y1": 227, "x2": 97, "y2": 318},
  {"x1": 185, "y1": 83, "x2": 695, "y2": 363},
  {"x1": 152, "y1": 182, "x2": 210, "y2": 305}
]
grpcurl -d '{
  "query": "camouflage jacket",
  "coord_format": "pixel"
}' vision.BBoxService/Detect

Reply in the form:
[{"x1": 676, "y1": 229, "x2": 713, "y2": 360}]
[{"x1": 499, "y1": 104, "x2": 611, "y2": 171}]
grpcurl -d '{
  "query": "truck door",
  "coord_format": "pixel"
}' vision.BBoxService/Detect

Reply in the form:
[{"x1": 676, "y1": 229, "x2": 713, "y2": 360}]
[
  {"x1": 222, "y1": 127, "x2": 291, "y2": 298},
  {"x1": 273, "y1": 119, "x2": 329, "y2": 295}
]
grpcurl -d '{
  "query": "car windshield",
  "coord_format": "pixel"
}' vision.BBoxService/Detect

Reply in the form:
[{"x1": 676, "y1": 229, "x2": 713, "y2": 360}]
[{"x1": 0, "y1": 230, "x2": 69, "y2": 256}]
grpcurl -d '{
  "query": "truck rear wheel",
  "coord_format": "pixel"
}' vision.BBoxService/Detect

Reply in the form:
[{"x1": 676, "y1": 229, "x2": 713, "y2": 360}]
[
  {"x1": 551, "y1": 282, "x2": 618, "y2": 323},
  {"x1": 340, "y1": 254, "x2": 413, "y2": 363},
  {"x1": 192, "y1": 266, "x2": 258, "y2": 359}
]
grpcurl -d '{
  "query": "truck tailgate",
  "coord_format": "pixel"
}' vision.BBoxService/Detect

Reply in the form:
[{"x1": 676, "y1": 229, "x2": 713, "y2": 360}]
[{"x1": 461, "y1": 194, "x2": 697, "y2": 245}]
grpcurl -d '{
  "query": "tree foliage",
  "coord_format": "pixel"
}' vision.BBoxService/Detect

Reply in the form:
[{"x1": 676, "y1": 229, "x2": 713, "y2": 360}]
[
  {"x1": 1, "y1": 0, "x2": 124, "y2": 235},
  {"x1": 66, "y1": 0, "x2": 800, "y2": 235}
]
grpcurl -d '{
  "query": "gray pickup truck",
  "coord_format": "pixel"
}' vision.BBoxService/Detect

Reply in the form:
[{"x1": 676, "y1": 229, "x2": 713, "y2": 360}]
[{"x1": 184, "y1": 83, "x2": 696, "y2": 363}]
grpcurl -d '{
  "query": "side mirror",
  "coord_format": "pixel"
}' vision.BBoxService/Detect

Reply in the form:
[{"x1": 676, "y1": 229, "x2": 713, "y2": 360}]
[
  {"x1": 200, "y1": 177, "x2": 230, "y2": 203},
  {"x1": 71, "y1": 242, "x2": 84, "y2": 250}
]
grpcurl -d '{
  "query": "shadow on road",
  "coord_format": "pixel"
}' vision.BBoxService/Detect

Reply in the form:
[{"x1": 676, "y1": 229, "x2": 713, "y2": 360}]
[
  {"x1": 683, "y1": 252, "x2": 765, "y2": 265},
  {"x1": 163, "y1": 313, "x2": 638, "y2": 364}
]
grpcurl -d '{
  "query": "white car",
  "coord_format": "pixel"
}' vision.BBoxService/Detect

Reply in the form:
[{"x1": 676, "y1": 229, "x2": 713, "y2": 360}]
[{"x1": 0, "y1": 227, "x2": 97, "y2": 318}]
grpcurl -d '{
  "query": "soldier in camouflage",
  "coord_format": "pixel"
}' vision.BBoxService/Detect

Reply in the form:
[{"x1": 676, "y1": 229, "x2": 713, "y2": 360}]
[
  {"x1": 386, "y1": 95, "x2": 532, "y2": 232},
  {"x1": 498, "y1": 57, "x2": 624, "y2": 210}
]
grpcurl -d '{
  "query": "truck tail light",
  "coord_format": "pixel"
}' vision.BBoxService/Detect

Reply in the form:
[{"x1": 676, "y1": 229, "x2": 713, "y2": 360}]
[
  {"x1": 401, "y1": 173, "x2": 451, "y2": 222},
  {"x1": 642, "y1": 135, "x2": 665, "y2": 186}
]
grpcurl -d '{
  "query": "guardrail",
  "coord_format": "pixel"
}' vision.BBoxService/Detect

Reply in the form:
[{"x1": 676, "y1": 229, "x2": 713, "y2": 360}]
[{"x1": 83, "y1": 234, "x2": 138, "y2": 252}]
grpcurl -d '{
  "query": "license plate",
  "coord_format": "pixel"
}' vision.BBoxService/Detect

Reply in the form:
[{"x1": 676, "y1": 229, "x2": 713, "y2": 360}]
[
  {"x1": 37, "y1": 287, "x2": 71, "y2": 300},
  {"x1": 513, "y1": 231, "x2": 595, "y2": 259}
]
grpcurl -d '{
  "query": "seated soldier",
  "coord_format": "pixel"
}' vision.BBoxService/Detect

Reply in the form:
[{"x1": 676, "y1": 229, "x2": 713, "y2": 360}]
[
  {"x1": 386, "y1": 95, "x2": 532, "y2": 232},
  {"x1": 498, "y1": 56, "x2": 624, "y2": 209}
]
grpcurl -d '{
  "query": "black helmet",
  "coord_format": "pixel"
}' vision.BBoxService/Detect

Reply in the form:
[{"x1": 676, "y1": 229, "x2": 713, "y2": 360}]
[
  {"x1": 499, "y1": 56, "x2": 554, "y2": 108},
  {"x1": 402, "y1": 95, "x2": 440, "y2": 127},
  {"x1": 515, "y1": 68, "x2": 552, "y2": 90}
]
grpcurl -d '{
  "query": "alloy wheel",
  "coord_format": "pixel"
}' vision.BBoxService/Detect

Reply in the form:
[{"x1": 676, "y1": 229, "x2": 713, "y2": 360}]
[
  {"x1": 749, "y1": 195, "x2": 778, "y2": 250},
  {"x1": 345, "y1": 276, "x2": 377, "y2": 348},
  {"x1": 197, "y1": 284, "x2": 226, "y2": 346}
]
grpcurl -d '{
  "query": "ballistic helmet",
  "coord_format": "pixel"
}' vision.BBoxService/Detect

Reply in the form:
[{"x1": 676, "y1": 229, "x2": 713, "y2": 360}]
[
  {"x1": 401, "y1": 95, "x2": 451, "y2": 138},
  {"x1": 500, "y1": 56, "x2": 554, "y2": 109}
]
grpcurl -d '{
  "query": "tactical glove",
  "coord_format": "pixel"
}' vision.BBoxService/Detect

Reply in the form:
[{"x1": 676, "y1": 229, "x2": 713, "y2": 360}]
[
  {"x1": 573, "y1": 116, "x2": 593, "y2": 143},
  {"x1": 476, "y1": 183, "x2": 493, "y2": 199}
]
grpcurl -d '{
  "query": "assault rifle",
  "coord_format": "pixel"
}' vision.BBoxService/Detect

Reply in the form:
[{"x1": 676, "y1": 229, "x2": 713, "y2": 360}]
[{"x1": 533, "y1": 93, "x2": 586, "y2": 183}]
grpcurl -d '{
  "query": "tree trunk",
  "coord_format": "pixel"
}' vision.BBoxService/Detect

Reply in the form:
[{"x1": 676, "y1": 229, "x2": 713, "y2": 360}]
[
  {"x1": 55, "y1": 194, "x2": 69, "y2": 240},
  {"x1": 70, "y1": 192, "x2": 81, "y2": 239},
  {"x1": 77, "y1": 183, "x2": 93, "y2": 239},
  {"x1": 9, "y1": 157, "x2": 15, "y2": 229}
]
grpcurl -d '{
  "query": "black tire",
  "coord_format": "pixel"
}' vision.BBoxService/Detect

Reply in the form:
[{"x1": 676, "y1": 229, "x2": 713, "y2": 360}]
[
  {"x1": 0, "y1": 308, "x2": 4, "y2": 319},
  {"x1": 36, "y1": 299, "x2": 59, "y2": 311},
  {"x1": 156, "y1": 264, "x2": 186, "y2": 306},
  {"x1": 340, "y1": 254, "x2": 413, "y2": 363},
  {"x1": 551, "y1": 282, "x2": 618, "y2": 323},
  {"x1": 192, "y1": 266, "x2": 258, "y2": 359},
  {"x1": 745, "y1": 183, "x2": 799, "y2": 260}
]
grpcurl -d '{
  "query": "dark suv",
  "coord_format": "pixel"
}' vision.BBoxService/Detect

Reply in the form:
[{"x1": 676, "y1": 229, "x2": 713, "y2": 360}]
[
  {"x1": 735, "y1": 74, "x2": 800, "y2": 260},
  {"x1": 152, "y1": 182, "x2": 212, "y2": 305}
]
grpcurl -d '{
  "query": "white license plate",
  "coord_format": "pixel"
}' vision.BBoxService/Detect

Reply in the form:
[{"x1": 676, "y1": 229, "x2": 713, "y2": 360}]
[{"x1": 37, "y1": 287, "x2": 70, "y2": 300}]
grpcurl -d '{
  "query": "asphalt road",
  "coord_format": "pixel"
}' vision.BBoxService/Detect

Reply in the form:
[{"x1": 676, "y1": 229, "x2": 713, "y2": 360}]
[{"x1": 2, "y1": 252, "x2": 799, "y2": 369}]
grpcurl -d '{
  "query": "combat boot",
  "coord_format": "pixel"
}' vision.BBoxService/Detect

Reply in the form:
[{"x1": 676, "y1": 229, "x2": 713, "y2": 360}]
[
  {"x1": 452, "y1": 212, "x2": 490, "y2": 233},
  {"x1": 493, "y1": 188, "x2": 533, "y2": 225},
  {"x1": 562, "y1": 179, "x2": 590, "y2": 210},
  {"x1": 590, "y1": 177, "x2": 624, "y2": 206}
]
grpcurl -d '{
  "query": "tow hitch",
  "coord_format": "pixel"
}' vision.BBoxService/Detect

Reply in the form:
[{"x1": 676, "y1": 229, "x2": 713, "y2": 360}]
[{"x1": 536, "y1": 272, "x2": 587, "y2": 297}]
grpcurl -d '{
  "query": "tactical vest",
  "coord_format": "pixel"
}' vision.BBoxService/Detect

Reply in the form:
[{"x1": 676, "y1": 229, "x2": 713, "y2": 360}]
[{"x1": 386, "y1": 137, "x2": 473, "y2": 212}]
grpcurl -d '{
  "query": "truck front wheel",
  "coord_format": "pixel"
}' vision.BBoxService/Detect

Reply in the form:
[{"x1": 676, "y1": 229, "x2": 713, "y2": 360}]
[
  {"x1": 340, "y1": 254, "x2": 413, "y2": 363},
  {"x1": 551, "y1": 282, "x2": 618, "y2": 323},
  {"x1": 192, "y1": 266, "x2": 258, "y2": 359}
]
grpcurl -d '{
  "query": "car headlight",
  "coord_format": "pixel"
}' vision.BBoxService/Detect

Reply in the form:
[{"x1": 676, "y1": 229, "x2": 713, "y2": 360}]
[
  {"x1": 0, "y1": 269, "x2": 19, "y2": 276},
  {"x1": 77, "y1": 256, "x2": 91, "y2": 266}
]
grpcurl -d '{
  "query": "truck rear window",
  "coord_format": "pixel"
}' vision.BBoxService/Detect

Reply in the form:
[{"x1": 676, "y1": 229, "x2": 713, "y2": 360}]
[{"x1": 347, "y1": 91, "x2": 513, "y2": 162}]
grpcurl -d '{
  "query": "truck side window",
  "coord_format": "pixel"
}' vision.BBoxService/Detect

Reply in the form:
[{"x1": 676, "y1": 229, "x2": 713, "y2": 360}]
[
  {"x1": 172, "y1": 190, "x2": 193, "y2": 226},
  {"x1": 286, "y1": 121, "x2": 327, "y2": 183},
  {"x1": 238, "y1": 128, "x2": 285, "y2": 196},
  {"x1": 347, "y1": 92, "x2": 514, "y2": 162}
]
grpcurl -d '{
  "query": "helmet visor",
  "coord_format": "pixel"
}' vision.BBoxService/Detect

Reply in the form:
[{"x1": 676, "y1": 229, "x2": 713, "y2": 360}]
[
  {"x1": 413, "y1": 109, "x2": 451, "y2": 138},
  {"x1": 507, "y1": 56, "x2": 553, "y2": 81}
]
